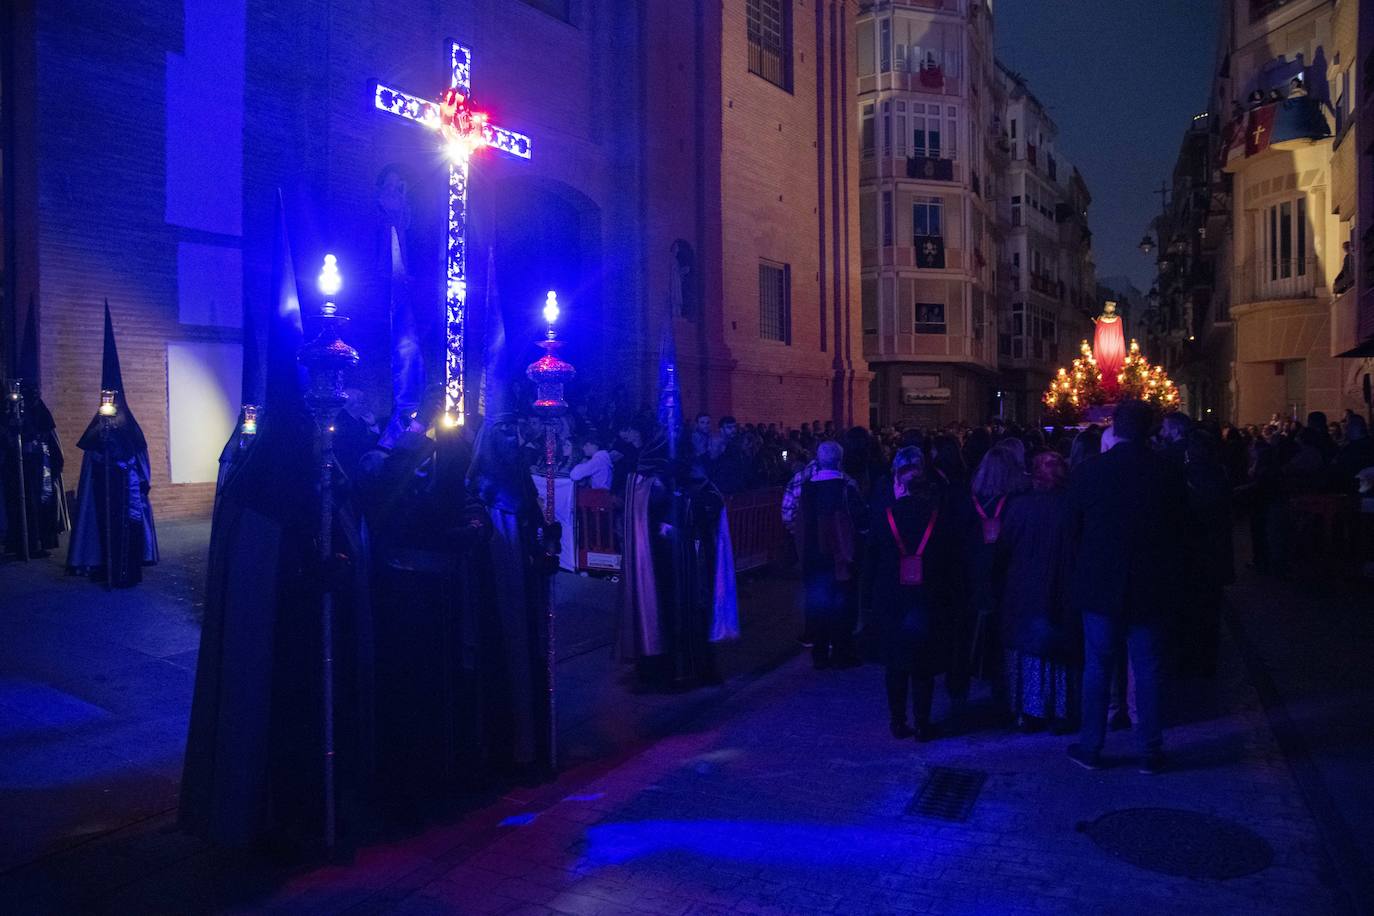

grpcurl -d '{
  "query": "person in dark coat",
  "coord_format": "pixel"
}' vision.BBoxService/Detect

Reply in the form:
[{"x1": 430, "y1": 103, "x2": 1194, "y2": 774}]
[
  {"x1": 961, "y1": 441, "x2": 1028, "y2": 709},
  {"x1": 871, "y1": 446, "x2": 956, "y2": 741},
  {"x1": 798, "y1": 440, "x2": 867, "y2": 669},
  {"x1": 1066, "y1": 400, "x2": 1187, "y2": 774},
  {"x1": 995, "y1": 450, "x2": 1080, "y2": 732},
  {"x1": 1178, "y1": 430, "x2": 1234, "y2": 677}
]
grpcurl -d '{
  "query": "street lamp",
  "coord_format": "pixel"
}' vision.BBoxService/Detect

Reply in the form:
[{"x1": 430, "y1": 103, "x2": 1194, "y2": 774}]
[{"x1": 1138, "y1": 234, "x2": 1156, "y2": 255}]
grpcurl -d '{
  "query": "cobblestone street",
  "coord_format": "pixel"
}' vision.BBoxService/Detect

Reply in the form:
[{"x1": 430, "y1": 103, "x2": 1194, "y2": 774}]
[{"x1": 2, "y1": 526, "x2": 1369, "y2": 915}]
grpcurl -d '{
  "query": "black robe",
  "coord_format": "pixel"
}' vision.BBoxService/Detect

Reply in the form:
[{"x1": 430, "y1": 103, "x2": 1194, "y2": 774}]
[
  {"x1": 1, "y1": 396, "x2": 69, "y2": 556},
  {"x1": 615, "y1": 439, "x2": 721, "y2": 689},
  {"x1": 467, "y1": 417, "x2": 555, "y2": 774},
  {"x1": 358, "y1": 427, "x2": 489, "y2": 814},
  {"x1": 66, "y1": 408, "x2": 158, "y2": 586},
  {"x1": 180, "y1": 407, "x2": 375, "y2": 858}
]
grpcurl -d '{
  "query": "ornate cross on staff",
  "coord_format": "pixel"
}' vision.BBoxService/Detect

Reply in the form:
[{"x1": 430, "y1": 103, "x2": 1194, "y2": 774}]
[{"x1": 371, "y1": 40, "x2": 532, "y2": 426}]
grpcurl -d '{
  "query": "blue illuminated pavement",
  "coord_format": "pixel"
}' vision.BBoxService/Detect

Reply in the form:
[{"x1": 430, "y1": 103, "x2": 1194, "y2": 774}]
[{"x1": 1, "y1": 524, "x2": 1371, "y2": 915}]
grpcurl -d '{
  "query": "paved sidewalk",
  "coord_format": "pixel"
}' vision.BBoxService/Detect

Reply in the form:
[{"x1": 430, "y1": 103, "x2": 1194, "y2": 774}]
[
  {"x1": 3, "y1": 523, "x2": 1370, "y2": 915},
  {"x1": 7, "y1": 589, "x2": 1358, "y2": 915}
]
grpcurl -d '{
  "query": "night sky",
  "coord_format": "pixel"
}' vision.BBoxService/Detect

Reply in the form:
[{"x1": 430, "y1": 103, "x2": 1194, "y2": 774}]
[{"x1": 995, "y1": 0, "x2": 1220, "y2": 291}]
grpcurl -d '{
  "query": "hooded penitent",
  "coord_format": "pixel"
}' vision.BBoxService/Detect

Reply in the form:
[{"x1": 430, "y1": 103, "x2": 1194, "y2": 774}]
[
  {"x1": 180, "y1": 197, "x2": 375, "y2": 856},
  {"x1": 66, "y1": 300, "x2": 158, "y2": 584},
  {"x1": 1, "y1": 295, "x2": 70, "y2": 557},
  {"x1": 466, "y1": 274, "x2": 554, "y2": 773},
  {"x1": 615, "y1": 307, "x2": 737, "y2": 684},
  {"x1": 215, "y1": 229, "x2": 265, "y2": 496}
]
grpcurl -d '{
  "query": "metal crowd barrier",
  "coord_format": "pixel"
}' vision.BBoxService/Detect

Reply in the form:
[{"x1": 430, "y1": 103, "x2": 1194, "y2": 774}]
[
  {"x1": 572, "y1": 484, "x2": 788, "y2": 576},
  {"x1": 724, "y1": 486, "x2": 786, "y2": 573}
]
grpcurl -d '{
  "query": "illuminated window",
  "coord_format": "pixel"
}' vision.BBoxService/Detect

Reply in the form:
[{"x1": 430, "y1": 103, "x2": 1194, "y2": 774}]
[{"x1": 914, "y1": 302, "x2": 946, "y2": 335}]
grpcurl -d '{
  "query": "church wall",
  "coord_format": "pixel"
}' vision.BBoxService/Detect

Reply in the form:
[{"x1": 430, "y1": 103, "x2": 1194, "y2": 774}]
[
  {"x1": 16, "y1": 0, "x2": 869, "y2": 522},
  {"x1": 716, "y1": 0, "x2": 867, "y2": 428}
]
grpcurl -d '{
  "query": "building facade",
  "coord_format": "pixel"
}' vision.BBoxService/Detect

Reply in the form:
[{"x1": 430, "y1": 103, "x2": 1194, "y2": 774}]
[
  {"x1": 855, "y1": 0, "x2": 1096, "y2": 428},
  {"x1": 857, "y1": 0, "x2": 1000, "y2": 428},
  {"x1": 1, "y1": 0, "x2": 866, "y2": 519},
  {"x1": 1170, "y1": 0, "x2": 1374, "y2": 426},
  {"x1": 995, "y1": 64, "x2": 1097, "y2": 423}
]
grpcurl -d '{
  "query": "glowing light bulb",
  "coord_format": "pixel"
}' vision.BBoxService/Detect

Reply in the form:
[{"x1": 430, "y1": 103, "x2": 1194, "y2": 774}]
[
  {"x1": 318, "y1": 254, "x2": 342, "y2": 297},
  {"x1": 543, "y1": 290, "x2": 560, "y2": 327}
]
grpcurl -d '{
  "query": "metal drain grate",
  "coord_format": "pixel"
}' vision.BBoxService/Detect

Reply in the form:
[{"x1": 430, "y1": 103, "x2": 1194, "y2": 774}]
[{"x1": 906, "y1": 767, "x2": 987, "y2": 822}]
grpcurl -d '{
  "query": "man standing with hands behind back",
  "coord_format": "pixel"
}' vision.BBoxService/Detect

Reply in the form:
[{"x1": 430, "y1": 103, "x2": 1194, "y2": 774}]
[{"x1": 1066, "y1": 399, "x2": 1187, "y2": 775}]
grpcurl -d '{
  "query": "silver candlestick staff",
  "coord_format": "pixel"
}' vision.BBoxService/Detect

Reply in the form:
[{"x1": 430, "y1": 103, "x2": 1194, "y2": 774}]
[
  {"x1": 526, "y1": 290, "x2": 574, "y2": 773},
  {"x1": 297, "y1": 253, "x2": 358, "y2": 853}
]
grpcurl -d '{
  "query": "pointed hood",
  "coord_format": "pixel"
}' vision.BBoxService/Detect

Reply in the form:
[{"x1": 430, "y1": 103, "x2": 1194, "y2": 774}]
[
  {"x1": 264, "y1": 189, "x2": 307, "y2": 411},
  {"x1": 479, "y1": 247, "x2": 514, "y2": 421},
  {"x1": 657, "y1": 310, "x2": 682, "y2": 461},
  {"x1": 100, "y1": 299, "x2": 124, "y2": 392},
  {"x1": 77, "y1": 301, "x2": 146, "y2": 455},
  {"x1": 240, "y1": 281, "x2": 262, "y2": 407},
  {"x1": 13, "y1": 294, "x2": 57, "y2": 434},
  {"x1": 18, "y1": 294, "x2": 40, "y2": 395},
  {"x1": 216, "y1": 191, "x2": 316, "y2": 523},
  {"x1": 379, "y1": 225, "x2": 424, "y2": 447}
]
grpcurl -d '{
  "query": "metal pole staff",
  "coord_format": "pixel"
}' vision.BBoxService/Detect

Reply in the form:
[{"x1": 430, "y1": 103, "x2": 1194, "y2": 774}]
[
  {"x1": 6, "y1": 382, "x2": 30, "y2": 561},
  {"x1": 527, "y1": 291, "x2": 573, "y2": 774},
  {"x1": 298, "y1": 255, "x2": 358, "y2": 853}
]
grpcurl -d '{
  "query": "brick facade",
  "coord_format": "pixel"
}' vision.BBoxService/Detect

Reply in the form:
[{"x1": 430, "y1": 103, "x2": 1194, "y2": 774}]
[{"x1": 3, "y1": 0, "x2": 866, "y2": 519}]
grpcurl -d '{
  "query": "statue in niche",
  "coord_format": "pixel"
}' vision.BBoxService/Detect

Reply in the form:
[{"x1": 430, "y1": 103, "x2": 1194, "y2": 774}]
[{"x1": 669, "y1": 239, "x2": 696, "y2": 320}]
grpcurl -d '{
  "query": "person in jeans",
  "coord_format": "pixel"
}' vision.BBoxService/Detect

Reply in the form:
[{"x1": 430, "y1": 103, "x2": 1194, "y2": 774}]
[
  {"x1": 797, "y1": 441, "x2": 867, "y2": 669},
  {"x1": 1066, "y1": 399, "x2": 1187, "y2": 774}
]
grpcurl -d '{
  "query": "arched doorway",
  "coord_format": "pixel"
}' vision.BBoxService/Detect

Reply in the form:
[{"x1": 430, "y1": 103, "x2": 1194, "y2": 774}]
[{"x1": 469, "y1": 176, "x2": 603, "y2": 409}]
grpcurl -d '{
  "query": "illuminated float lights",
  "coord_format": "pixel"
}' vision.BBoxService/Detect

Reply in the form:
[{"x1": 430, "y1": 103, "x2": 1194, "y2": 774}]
[
  {"x1": 1043, "y1": 338, "x2": 1179, "y2": 421},
  {"x1": 372, "y1": 40, "x2": 534, "y2": 428}
]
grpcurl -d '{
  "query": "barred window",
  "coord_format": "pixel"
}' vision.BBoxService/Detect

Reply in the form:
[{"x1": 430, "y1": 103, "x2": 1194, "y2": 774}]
[
  {"x1": 759, "y1": 260, "x2": 791, "y2": 343},
  {"x1": 747, "y1": 0, "x2": 791, "y2": 90}
]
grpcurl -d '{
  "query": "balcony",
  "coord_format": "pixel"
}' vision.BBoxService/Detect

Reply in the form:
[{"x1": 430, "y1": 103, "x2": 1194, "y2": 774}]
[{"x1": 1233, "y1": 257, "x2": 1317, "y2": 305}]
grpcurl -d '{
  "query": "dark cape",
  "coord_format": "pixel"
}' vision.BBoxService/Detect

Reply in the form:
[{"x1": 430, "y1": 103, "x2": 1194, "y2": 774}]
[
  {"x1": 466, "y1": 415, "x2": 555, "y2": 773},
  {"x1": 65, "y1": 400, "x2": 159, "y2": 584},
  {"x1": 359, "y1": 425, "x2": 490, "y2": 813},
  {"x1": 2, "y1": 394, "x2": 70, "y2": 556},
  {"x1": 614, "y1": 433, "x2": 723, "y2": 688},
  {"x1": 66, "y1": 303, "x2": 159, "y2": 584},
  {"x1": 180, "y1": 404, "x2": 376, "y2": 857}
]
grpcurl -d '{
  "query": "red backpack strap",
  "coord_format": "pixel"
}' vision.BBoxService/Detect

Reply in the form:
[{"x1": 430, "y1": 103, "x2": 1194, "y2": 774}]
[
  {"x1": 916, "y1": 509, "x2": 939, "y2": 556},
  {"x1": 886, "y1": 506, "x2": 910, "y2": 556}
]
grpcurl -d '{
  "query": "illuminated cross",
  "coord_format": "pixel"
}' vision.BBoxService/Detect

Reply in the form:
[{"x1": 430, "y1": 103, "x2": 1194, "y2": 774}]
[
  {"x1": 1251, "y1": 121, "x2": 1266, "y2": 147},
  {"x1": 372, "y1": 40, "x2": 532, "y2": 426}
]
